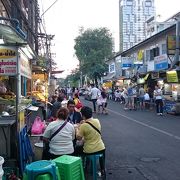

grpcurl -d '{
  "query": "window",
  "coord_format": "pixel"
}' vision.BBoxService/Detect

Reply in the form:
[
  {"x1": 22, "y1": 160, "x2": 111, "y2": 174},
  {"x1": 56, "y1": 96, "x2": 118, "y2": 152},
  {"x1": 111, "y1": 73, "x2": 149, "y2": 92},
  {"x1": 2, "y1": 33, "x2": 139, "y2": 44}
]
[
  {"x1": 145, "y1": 0, "x2": 152, "y2": 7},
  {"x1": 150, "y1": 47, "x2": 159, "y2": 60},
  {"x1": 161, "y1": 44, "x2": 167, "y2": 55},
  {"x1": 146, "y1": 50, "x2": 150, "y2": 61},
  {"x1": 126, "y1": 0, "x2": 133, "y2": 6}
]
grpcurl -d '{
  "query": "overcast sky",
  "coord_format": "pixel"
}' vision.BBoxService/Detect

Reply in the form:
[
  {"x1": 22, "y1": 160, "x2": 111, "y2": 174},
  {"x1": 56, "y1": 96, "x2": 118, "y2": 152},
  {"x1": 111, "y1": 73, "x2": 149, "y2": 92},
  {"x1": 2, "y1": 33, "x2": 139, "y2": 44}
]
[{"x1": 39, "y1": 0, "x2": 180, "y2": 77}]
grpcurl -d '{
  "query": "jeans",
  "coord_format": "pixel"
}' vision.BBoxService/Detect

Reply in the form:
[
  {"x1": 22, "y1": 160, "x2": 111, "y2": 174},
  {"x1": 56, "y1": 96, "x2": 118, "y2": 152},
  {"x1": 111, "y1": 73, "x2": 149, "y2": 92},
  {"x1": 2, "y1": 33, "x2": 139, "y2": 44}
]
[
  {"x1": 155, "y1": 99, "x2": 163, "y2": 113},
  {"x1": 92, "y1": 99, "x2": 97, "y2": 112}
]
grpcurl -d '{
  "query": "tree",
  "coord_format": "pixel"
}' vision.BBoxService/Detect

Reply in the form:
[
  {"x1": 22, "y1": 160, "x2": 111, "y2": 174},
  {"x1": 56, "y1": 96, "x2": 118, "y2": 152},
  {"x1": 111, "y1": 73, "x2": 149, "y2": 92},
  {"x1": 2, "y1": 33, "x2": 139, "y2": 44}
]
[
  {"x1": 64, "y1": 68, "x2": 80, "y2": 87},
  {"x1": 74, "y1": 27, "x2": 113, "y2": 86}
]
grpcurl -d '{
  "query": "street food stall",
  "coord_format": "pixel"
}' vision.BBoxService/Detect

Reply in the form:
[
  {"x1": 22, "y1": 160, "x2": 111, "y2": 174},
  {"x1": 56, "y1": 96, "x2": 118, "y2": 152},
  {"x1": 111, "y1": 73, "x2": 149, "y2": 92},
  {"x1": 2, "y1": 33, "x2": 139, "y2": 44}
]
[
  {"x1": 162, "y1": 70, "x2": 180, "y2": 113},
  {"x1": 0, "y1": 45, "x2": 36, "y2": 168}
]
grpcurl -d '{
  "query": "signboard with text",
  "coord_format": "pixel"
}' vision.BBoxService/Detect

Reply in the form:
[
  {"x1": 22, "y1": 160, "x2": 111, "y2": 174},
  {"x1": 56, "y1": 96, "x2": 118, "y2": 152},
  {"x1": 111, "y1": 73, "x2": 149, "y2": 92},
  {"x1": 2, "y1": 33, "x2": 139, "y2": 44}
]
[
  {"x1": 0, "y1": 46, "x2": 17, "y2": 75},
  {"x1": 154, "y1": 54, "x2": 168, "y2": 71},
  {"x1": 121, "y1": 57, "x2": 133, "y2": 69},
  {"x1": 20, "y1": 53, "x2": 32, "y2": 79},
  {"x1": 166, "y1": 71, "x2": 178, "y2": 83},
  {"x1": 167, "y1": 35, "x2": 180, "y2": 55}
]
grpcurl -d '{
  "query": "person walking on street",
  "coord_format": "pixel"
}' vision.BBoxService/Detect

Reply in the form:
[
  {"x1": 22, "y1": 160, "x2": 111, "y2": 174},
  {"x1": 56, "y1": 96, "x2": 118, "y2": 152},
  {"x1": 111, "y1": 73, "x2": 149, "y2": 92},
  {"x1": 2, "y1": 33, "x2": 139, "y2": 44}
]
[
  {"x1": 90, "y1": 84, "x2": 100, "y2": 113},
  {"x1": 154, "y1": 85, "x2": 163, "y2": 115},
  {"x1": 139, "y1": 86, "x2": 145, "y2": 110}
]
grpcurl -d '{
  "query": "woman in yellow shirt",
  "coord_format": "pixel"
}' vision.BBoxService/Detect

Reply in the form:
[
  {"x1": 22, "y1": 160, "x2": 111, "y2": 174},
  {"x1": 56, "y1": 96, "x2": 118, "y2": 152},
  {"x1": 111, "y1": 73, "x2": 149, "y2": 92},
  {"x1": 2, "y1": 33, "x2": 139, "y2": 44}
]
[{"x1": 76, "y1": 106, "x2": 106, "y2": 176}]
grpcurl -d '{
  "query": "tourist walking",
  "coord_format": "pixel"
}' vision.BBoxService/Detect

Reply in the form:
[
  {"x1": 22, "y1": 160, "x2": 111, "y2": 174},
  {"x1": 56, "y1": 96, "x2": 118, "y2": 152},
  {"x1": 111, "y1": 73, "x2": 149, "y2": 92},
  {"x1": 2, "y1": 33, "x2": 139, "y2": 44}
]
[
  {"x1": 90, "y1": 84, "x2": 100, "y2": 113},
  {"x1": 154, "y1": 85, "x2": 163, "y2": 115}
]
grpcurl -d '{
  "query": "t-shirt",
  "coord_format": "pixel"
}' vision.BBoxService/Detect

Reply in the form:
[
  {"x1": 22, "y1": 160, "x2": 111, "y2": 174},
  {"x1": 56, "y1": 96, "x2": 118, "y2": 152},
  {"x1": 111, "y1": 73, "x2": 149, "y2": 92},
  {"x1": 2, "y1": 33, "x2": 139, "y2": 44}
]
[
  {"x1": 78, "y1": 118, "x2": 105, "y2": 153},
  {"x1": 154, "y1": 89, "x2": 162, "y2": 100},
  {"x1": 90, "y1": 87, "x2": 100, "y2": 100},
  {"x1": 43, "y1": 120, "x2": 75, "y2": 155},
  {"x1": 139, "y1": 88, "x2": 145, "y2": 97}
]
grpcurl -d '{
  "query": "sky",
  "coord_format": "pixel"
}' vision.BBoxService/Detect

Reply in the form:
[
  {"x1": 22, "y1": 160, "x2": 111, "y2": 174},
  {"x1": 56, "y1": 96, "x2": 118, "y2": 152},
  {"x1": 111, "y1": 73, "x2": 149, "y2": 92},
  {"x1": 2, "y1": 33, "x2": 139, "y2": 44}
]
[{"x1": 39, "y1": 0, "x2": 180, "y2": 78}]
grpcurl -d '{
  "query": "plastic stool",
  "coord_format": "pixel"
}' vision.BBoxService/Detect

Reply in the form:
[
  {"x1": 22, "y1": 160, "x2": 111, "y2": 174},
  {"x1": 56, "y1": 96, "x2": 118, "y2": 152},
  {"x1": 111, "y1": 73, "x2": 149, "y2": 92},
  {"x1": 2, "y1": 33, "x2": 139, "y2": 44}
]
[
  {"x1": 85, "y1": 154, "x2": 104, "y2": 180},
  {"x1": 53, "y1": 155, "x2": 85, "y2": 180},
  {"x1": 23, "y1": 160, "x2": 60, "y2": 180}
]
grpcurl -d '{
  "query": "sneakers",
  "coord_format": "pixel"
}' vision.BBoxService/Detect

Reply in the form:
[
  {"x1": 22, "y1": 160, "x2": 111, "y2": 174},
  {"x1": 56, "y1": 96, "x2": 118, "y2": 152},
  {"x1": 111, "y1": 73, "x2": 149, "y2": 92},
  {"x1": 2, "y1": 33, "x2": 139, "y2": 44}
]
[{"x1": 157, "y1": 113, "x2": 163, "y2": 116}]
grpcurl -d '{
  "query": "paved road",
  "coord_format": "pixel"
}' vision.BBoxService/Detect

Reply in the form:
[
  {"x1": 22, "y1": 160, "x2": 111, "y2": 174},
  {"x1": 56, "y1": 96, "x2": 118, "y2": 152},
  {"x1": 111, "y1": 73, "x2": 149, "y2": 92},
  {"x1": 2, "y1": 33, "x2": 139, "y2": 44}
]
[{"x1": 82, "y1": 98, "x2": 180, "y2": 180}]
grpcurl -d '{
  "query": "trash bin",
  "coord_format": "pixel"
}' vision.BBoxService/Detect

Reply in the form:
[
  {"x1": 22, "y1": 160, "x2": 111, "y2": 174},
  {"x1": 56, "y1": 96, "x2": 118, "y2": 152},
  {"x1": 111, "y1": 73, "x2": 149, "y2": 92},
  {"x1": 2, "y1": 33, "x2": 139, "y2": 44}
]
[{"x1": 34, "y1": 142, "x2": 43, "y2": 161}]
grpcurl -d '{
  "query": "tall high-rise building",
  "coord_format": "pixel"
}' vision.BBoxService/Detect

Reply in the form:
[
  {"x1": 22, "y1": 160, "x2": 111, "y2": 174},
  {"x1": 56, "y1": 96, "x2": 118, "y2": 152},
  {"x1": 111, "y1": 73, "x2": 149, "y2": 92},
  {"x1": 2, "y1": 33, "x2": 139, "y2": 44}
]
[{"x1": 119, "y1": 0, "x2": 155, "y2": 52}]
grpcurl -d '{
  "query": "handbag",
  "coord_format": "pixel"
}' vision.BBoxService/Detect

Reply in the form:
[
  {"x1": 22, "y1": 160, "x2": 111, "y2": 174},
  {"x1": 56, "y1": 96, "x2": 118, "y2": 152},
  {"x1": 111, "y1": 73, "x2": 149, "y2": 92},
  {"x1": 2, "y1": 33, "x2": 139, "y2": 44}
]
[{"x1": 42, "y1": 121, "x2": 67, "y2": 160}]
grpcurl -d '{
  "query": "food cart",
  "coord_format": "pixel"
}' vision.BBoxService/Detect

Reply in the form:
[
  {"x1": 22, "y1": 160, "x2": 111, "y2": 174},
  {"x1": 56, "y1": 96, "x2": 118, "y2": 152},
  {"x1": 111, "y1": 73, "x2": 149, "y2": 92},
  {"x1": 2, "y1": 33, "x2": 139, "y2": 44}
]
[{"x1": 0, "y1": 45, "x2": 35, "y2": 169}]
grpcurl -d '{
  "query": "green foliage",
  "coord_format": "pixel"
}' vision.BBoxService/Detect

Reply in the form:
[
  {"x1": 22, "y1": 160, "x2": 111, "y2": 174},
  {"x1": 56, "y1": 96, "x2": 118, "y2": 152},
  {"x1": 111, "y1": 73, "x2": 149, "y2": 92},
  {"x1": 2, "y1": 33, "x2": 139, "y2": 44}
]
[
  {"x1": 74, "y1": 27, "x2": 113, "y2": 84},
  {"x1": 64, "y1": 68, "x2": 80, "y2": 87},
  {"x1": 37, "y1": 56, "x2": 57, "y2": 70}
]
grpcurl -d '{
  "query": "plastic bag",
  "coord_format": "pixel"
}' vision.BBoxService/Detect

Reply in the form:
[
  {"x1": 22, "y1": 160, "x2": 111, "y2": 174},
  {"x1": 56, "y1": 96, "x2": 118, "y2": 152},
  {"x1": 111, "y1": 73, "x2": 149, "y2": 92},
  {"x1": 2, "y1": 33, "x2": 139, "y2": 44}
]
[{"x1": 31, "y1": 116, "x2": 45, "y2": 134}]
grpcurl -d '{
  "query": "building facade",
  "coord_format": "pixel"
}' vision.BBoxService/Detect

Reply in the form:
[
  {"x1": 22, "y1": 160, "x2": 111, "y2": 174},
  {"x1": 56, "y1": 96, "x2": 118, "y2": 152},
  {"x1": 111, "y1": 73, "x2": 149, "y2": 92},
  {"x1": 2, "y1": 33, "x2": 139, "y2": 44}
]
[
  {"x1": 0, "y1": 0, "x2": 40, "y2": 53},
  {"x1": 119, "y1": 0, "x2": 155, "y2": 52}
]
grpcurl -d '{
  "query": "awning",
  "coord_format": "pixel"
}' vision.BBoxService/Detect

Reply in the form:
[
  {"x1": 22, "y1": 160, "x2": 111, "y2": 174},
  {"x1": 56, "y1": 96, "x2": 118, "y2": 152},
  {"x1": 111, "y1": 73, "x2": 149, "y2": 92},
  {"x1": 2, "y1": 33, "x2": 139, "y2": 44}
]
[
  {"x1": 0, "y1": 23, "x2": 26, "y2": 45},
  {"x1": 103, "y1": 73, "x2": 115, "y2": 81},
  {"x1": 144, "y1": 73, "x2": 150, "y2": 81}
]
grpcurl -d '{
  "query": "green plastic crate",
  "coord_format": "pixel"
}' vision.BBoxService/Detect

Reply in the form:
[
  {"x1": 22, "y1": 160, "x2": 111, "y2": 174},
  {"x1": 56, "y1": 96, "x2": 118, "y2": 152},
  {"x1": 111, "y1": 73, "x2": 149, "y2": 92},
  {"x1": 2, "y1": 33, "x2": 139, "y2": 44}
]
[{"x1": 53, "y1": 155, "x2": 85, "y2": 180}]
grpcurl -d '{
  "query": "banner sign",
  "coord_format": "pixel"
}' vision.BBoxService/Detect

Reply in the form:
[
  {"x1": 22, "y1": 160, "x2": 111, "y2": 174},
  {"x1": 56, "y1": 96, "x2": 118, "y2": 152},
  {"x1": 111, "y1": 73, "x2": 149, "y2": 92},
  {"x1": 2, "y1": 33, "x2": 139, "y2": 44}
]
[
  {"x1": 20, "y1": 53, "x2": 32, "y2": 79},
  {"x1": 154, "y1": 54, "x2": 168, "y2": 71},
  {"x1": 167, "y1": 35, "x2": 180, "y2": 55},
  {"x1": 122, "y1": 57, "x2": 133, "y2": 69},
  {"x1": 0, "y1": 46, "x2": 17, "y2": 75},
  {"x1": 166, "y1": 71, "x2": 178, "y2": 83}
]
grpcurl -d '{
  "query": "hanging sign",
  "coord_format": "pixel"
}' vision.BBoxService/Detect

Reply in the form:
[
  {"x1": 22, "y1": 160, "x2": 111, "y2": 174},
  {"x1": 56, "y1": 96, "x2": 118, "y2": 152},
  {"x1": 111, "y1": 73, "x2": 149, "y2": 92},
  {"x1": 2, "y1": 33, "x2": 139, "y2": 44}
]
[
  {"x1": 167, "y1": 36, "x2": 180, "y2": 55},
  {"x1": 19, "y1": 53, "x2": 32, "y2": 79},
  {"x1": 0, "y1": 46, "x2": 17, "y2": 75},
  {"x1": 166, "y1": 71, "x2": 178, "y2": 83},
  {"x1": 154, "y1": 54, "x2": 168, "y2": 71}
]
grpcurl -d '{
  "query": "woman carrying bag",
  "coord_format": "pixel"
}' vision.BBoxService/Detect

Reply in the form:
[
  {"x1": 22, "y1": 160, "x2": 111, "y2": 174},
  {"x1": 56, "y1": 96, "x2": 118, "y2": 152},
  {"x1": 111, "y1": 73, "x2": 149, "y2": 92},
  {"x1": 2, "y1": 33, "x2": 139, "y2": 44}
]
[{"x1": 42, "y1": 107, "x2": 75, "y2": 160}]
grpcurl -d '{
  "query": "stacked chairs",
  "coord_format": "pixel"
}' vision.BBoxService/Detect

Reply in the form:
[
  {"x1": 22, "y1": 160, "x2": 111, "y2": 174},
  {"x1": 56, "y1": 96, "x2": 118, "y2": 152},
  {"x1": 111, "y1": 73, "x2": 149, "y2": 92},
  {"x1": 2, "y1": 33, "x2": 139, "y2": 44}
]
[
  {"x1": 23, "y1": 160, "x2": 60, "y2": 180},
  {"x1": 53, "y1": 155, "x2": 85, "y2": 180}
]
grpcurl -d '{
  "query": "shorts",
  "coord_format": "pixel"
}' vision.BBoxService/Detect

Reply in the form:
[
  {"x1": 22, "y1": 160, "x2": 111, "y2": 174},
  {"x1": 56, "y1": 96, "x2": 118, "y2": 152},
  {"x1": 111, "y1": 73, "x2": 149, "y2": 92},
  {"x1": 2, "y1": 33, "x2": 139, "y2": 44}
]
[{"x1": 139, "y1": 96, "x2": 144, "y2": 103}]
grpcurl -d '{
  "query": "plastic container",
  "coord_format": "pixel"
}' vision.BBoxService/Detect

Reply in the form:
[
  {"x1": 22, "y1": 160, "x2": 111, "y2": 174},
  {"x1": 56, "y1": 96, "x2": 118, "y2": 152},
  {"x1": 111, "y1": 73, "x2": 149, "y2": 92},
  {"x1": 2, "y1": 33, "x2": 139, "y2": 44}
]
[
  {"x1": 0, "y1": 156, "x2": 4, "y2": 180},
  {"x1": 34, "y1": 142, "x2": 43, "y2": 161}
]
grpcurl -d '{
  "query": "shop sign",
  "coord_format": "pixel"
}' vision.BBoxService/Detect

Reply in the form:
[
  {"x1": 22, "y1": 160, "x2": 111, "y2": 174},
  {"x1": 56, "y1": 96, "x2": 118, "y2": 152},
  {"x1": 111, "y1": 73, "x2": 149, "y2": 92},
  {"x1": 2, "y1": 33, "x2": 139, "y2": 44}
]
[
  {"x1": 109, "y1": 63, "x2": 115, "y2": 73},
  {"x1": 154, "y1": 54, "x2": 168, "y2": 71},
  {"x1": 20, "y1": 53, "x2": 32, "y2": 79},
  {"x1": 166, "y1": 71, "x2": 178, "y2": 83},
  {"x1": 0, "y1": 46, "x2": 17, "y2": 75},
  {"x1": 134, "y1": 50, "x2": 144, "y2": 64},
  {"x1": 167, "y1": 35, "x2": 180, "y2": 55},
  {"x1": 121, "y1": 57, "x2": 133, "y2": 69}
]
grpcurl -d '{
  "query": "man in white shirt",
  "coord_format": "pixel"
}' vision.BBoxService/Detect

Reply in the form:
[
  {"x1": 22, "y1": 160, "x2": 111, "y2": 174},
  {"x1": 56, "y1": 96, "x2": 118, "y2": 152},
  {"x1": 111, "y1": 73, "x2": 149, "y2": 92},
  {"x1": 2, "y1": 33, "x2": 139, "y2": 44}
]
[
  {"x1": 154, "y1": 85, "x2": 163, "y2": 115},
  {"x1": 90, "y1": 84, "x2": 100, "y2": 113}
]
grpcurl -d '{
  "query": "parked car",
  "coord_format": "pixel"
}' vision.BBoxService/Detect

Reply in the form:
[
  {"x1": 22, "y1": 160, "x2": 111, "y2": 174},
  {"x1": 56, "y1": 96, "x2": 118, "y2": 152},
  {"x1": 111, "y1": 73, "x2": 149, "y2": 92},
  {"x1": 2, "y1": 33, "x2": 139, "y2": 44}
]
[
  {"x1": 84, "y1": 90, "x2": 91, "y2": 101},
  {"x1": 79, "y1": 88, "x2": 86, "y2": 96}
]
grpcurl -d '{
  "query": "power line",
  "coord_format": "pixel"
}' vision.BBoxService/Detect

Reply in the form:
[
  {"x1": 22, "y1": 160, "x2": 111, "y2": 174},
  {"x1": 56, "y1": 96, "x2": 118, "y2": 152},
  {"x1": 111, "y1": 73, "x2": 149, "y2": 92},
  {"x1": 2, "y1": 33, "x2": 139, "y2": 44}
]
[{"x1": 40, "y1": 0, "x2": 59, "y2": 17}]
